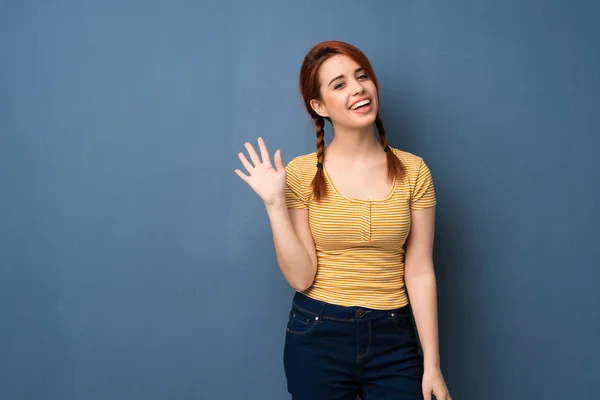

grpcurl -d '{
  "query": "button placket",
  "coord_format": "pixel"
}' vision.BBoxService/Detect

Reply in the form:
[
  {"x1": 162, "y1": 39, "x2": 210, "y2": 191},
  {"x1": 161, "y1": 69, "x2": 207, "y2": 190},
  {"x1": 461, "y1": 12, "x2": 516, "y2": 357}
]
[{"x1": 360, "y1": 201, "x2": 372, "y2": 241}]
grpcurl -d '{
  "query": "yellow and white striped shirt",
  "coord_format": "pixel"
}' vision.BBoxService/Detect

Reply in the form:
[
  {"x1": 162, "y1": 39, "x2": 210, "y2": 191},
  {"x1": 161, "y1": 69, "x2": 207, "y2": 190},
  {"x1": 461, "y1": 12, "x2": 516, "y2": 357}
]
[{"x1": 284, "y1": 147, "x2": 436, "y2": 310}]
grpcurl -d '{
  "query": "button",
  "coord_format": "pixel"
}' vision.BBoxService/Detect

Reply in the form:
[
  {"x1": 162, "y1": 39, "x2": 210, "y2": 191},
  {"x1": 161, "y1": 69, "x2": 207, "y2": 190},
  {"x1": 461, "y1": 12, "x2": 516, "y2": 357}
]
[
  {"x1": 363, "y1": 203, "x2": 369, "y2": 207},
  {"x1": 364, "y1": 217, "x2": 369, "y2": 221},
  {"x1": 356, "y1": 309, "x2": 365, "y2": 318}
]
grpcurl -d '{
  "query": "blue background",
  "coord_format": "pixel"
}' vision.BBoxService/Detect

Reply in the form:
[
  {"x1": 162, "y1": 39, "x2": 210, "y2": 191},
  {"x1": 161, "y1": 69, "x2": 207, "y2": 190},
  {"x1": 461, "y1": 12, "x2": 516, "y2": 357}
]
[{"x1": 1, "y1": 1, "x2": 599, "y2": 399}]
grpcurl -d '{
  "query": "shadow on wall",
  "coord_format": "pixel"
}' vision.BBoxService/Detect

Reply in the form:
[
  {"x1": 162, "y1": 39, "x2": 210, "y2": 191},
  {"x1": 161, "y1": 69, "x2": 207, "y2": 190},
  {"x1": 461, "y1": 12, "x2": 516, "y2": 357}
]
[{"x1": 379, "y1": 82, "x2": 484, "y2": 399}]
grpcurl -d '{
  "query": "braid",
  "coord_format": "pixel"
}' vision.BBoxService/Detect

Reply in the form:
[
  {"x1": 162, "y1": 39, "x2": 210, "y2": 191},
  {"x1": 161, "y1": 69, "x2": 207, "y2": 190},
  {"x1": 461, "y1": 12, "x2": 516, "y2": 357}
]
[
  {"x1": 375, "y1": 114, "x2": 389, "y2": 148},
  {"x1": 315, "y1": 117, "x2": 325, "y2": 165},
  {"x1": 375, "y1": 114, "x2": 405, "y2": 182},
  {"x1": 311, "y1": 116, "x2": 327, "y2": 201}
]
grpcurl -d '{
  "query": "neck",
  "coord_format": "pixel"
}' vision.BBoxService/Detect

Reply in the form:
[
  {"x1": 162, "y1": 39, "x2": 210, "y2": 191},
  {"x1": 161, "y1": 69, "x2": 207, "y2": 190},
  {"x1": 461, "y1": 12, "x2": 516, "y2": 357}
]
[{"x1": 325, "y1": 123, "x2": 382, "y2": 160}]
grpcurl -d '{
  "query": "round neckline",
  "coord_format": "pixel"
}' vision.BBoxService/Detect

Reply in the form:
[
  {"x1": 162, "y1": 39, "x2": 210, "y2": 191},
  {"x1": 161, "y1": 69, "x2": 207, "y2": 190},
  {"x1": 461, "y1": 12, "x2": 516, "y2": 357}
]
[{"x1": 322, "y1": 164, "x2": 397, "y2": 203}]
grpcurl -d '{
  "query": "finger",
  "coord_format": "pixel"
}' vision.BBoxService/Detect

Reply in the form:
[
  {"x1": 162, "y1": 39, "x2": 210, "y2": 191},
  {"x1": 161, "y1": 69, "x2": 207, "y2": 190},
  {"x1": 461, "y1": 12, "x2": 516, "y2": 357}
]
[
  {"x1": 244, "y1": 142, "x2": 261, "y2": 166},
  {"x1": 238, "y1": 152, "x2": 254, "y2": 173},
  {"x1": 257, "y1": 137, "x2": 272, "y2": 167},
  {"x1": 234, "y1": 169, "x2": 249, "y2": 183},
  {"x1": 273, "y1": 149, "x2": 285, "y2": 172},
  {"x1": 437, "y1": 388, "x2": 449, "y2": 400},
  {"x1": 422, "y1": 390, "x2": 431, "y2": 400}
]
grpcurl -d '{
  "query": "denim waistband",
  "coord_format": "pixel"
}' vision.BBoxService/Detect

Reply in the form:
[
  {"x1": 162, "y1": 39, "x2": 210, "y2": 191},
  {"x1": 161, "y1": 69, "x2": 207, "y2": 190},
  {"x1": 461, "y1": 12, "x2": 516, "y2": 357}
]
[{"x1": 291, "y1": 292, "x2": 411, "y2": 323}]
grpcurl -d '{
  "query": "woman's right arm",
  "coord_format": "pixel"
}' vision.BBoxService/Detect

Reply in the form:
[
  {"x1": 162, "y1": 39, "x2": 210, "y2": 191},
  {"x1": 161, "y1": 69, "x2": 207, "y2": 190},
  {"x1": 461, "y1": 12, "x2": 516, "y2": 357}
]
[
  {"x1": 265, "y1": 205, "x2": 317, "y2": 291},
  {"x1": 235, "y1": 138, "x2": 317, "y2": 291}
]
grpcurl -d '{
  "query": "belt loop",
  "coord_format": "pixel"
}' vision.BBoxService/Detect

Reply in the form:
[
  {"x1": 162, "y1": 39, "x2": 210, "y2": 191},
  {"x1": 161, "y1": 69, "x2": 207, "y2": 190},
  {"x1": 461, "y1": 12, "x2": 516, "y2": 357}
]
[{"x1": 316, "y1": 301, "x2": 326, "y2": 322}]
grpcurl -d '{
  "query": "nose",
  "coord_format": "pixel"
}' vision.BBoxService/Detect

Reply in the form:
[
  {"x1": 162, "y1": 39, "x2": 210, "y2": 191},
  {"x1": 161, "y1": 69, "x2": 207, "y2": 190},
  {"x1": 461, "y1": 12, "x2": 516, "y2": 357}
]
[{"x1": 350, "y1": 79, "x2": 365, "y2": 95}]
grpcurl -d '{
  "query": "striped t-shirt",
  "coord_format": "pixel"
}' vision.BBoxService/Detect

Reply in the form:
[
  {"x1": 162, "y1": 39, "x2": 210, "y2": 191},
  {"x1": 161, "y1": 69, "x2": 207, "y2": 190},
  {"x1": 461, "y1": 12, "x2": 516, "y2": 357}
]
[{"x1": 284, "y1": 147, "x2": 436, "y2": 310}]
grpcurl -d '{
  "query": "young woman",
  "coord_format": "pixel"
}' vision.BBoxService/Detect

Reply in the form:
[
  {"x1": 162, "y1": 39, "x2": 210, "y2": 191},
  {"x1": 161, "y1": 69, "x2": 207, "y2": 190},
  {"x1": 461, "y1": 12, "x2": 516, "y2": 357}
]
[{"x1": 235, "y1": 40, "x2": 452, "y2": 400}]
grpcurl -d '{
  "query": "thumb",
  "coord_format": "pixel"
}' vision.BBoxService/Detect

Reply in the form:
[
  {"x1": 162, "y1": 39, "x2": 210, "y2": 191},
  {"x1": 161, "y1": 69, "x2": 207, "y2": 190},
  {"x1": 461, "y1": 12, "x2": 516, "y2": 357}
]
[{"x1": 273, "y1": 149, "x2": 285, "y2": 172}]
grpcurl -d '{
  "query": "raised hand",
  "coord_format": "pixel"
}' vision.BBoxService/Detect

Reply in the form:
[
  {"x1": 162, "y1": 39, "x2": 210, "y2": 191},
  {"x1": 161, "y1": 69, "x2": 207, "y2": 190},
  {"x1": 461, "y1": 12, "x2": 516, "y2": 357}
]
[{"x1": 235, "y1": 137, "x2": 287, "y2": 207}]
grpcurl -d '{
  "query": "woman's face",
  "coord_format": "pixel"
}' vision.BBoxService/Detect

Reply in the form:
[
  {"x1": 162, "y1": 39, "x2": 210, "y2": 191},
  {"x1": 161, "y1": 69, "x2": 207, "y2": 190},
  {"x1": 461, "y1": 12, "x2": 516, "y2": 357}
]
[{"x1": 310, "y1": 54, "x2": 379, "y2": 130}]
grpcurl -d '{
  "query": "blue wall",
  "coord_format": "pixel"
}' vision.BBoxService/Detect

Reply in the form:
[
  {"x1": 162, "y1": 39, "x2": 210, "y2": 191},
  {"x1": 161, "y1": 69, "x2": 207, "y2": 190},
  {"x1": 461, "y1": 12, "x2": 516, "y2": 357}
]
[{"x1": 1, "y1": 1, "x2": 599, "y2": 399}]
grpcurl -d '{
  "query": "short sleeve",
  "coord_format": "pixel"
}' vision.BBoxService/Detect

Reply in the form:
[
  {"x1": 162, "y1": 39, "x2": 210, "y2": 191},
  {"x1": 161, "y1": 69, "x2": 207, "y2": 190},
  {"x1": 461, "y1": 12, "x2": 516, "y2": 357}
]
[
  {"x1": 410, "y1": 159, "x2": 436, "y2": 210},
  {"x1": 285, "y1": 160, "x2": 309, "y2": 210}
]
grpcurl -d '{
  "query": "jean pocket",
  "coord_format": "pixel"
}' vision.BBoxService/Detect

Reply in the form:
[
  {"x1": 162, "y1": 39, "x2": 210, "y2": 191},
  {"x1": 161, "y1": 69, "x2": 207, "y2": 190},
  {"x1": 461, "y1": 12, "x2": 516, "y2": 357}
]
[
  {"x1": 390, "y1": 309, "x2": 415, "y2": 332},
  {"x1": 286, "y1": 306, "x2": 318, "y2": 335}
]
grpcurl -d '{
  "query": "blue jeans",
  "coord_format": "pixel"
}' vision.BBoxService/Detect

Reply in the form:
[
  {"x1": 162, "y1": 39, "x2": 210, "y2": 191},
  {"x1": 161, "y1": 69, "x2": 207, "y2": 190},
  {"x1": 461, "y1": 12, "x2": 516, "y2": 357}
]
[{"x1": 283, "y1": 292, "x2": 424, "y2": 399}]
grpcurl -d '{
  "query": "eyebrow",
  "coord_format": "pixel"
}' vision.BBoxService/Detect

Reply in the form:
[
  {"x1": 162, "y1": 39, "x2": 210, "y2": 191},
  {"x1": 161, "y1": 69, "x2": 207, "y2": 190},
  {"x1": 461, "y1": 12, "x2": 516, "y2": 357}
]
[{"x1": 328, "y1": 67, "x2": 366, "y2": 87}]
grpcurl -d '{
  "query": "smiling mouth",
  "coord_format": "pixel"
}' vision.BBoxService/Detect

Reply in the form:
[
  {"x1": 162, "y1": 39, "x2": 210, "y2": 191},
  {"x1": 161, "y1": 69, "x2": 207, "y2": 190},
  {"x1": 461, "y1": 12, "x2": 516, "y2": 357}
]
[{"x1": 350, "y1": 99, "x2": 371, "y2": 110}]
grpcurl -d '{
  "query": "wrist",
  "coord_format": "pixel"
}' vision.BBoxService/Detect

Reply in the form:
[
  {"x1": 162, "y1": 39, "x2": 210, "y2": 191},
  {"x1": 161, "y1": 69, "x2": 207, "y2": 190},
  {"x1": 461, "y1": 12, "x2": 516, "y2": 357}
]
[
  {"x1": 264, "y1": 199, "x2": 287, "y2": 212},
  {"x1": 423, "y1": 352, "x2": 440, "y2": 371},
  {"x1": 424, "y1": 360, "x2": 441, "y2": 372}
]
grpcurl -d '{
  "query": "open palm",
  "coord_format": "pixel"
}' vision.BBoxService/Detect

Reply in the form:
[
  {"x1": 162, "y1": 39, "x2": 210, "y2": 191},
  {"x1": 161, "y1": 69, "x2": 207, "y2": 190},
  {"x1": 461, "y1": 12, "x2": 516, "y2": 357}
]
[{"x1": 235, "y1": 137, "x2": 287, "y2": 207}]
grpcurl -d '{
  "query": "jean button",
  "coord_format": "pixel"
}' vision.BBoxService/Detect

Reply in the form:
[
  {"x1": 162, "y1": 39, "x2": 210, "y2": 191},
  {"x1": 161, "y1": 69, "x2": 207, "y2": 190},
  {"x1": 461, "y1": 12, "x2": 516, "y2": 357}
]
[{"x1": 356, "y1": 309, "x2": 365, "y2": 318}]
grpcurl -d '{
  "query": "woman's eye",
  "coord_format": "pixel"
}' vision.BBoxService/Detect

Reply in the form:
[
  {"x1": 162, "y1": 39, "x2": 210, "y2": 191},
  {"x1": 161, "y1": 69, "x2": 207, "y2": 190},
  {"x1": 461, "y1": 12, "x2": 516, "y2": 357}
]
[
  {"x1": 334, "y1": 82, "x2": 345, "y2": 89},
  {"x1": 358, "y1": 74, "x2": 368, "y2": 80}
]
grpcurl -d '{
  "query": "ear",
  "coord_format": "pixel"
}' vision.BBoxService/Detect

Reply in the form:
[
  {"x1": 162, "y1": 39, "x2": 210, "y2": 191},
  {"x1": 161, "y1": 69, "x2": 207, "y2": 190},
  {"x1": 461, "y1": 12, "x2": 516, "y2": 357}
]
[{"x1": 310, "y1": 99, "x2": 329, "y2": 118}]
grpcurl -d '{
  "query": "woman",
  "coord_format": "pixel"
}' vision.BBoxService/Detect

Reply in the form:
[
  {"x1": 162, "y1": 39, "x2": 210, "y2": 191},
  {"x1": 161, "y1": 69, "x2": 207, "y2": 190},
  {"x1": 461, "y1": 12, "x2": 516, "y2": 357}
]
[{"x1": 234, "y1": 40, "x2": 452, "y2": 400}]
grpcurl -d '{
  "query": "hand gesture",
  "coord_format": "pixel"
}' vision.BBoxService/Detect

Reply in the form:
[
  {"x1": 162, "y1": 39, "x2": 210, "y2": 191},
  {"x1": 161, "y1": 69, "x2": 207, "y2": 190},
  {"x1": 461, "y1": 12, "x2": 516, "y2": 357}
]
[
  {"x1": 423, "y1": 368, "x2": 452, "y2": 400},
  {"x1": 234, "y1": 137, "x2": 286, "y2": 207}
]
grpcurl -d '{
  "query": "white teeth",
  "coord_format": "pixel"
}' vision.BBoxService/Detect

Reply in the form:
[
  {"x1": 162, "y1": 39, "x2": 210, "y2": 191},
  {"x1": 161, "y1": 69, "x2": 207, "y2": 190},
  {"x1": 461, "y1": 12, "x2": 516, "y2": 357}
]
[{"x1": 351, "y1": 100, "x2": 370, "y2": 110}]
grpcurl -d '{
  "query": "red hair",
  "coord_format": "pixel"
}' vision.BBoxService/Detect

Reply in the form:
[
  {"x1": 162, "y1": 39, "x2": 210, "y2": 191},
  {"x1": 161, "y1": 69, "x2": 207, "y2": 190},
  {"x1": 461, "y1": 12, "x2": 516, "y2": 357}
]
[{"x1": 299, "y1": 40, "x2": 405, "y2": 201}]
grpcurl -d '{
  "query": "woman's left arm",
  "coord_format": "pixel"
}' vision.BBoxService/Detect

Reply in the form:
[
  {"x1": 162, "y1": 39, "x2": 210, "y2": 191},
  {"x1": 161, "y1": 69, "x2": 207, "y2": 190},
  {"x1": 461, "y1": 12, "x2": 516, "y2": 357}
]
[{"x1": 404, "y1": 206, "x2": 452, "y2": 400}]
